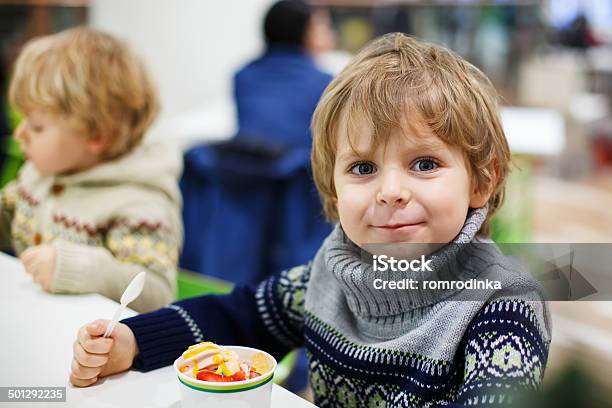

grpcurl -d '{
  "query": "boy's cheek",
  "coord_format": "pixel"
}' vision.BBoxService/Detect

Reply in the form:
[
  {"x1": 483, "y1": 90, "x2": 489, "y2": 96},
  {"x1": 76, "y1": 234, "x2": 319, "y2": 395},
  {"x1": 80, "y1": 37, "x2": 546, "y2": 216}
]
[
  {"x1": 336, "y1": 193, "x2": 365, "y2": 221},
  {"x1": 336, "y1": 199, "x2": 372, "y2": 243}
]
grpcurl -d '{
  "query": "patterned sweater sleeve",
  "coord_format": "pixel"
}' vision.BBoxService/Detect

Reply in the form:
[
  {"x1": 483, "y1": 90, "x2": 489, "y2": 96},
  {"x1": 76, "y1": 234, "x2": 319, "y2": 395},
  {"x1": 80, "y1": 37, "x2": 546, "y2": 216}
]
[
  {"x1": 121, "y1": 263, "x2": 312, "y2": 372},
  {"x1": 453, "y1": 299, "x2": 550, "y2": 406},
  {"x1": 0, "y1": 181, "x2": 17, "y2": 251},
  {"x1": 51, "y1": 221, "x2": 180, "y2": 313}
]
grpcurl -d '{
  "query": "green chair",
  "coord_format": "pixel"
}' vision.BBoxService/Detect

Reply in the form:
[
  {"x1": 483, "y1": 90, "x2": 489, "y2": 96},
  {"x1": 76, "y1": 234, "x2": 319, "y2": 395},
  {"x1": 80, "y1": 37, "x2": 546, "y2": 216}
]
[
  {"x1": 0, "y1": 135, "x2": 24, "y2": 188},
  {"x1": 177, "y1": 269, "x2": 234, "y2": 299},
  {"x1": 1, "y1": 104, "x2": 24, "y2": 188},
  {"x1": 176, "y1": 269, "x2": 298, "y2": 385}
]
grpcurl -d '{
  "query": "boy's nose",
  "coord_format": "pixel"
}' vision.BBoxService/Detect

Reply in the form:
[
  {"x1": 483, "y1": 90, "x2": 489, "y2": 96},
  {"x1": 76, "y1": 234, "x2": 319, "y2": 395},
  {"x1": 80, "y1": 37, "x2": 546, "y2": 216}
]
[{"x1": 376, "y1": 170, "x2": 411, "y2": 207}]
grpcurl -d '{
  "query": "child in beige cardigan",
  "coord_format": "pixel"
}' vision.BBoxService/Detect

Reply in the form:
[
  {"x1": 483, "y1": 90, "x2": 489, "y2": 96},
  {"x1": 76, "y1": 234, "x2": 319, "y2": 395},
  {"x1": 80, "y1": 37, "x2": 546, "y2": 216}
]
[{"x1": 2, "y1": 27, "x2": 183, "y2": 312}]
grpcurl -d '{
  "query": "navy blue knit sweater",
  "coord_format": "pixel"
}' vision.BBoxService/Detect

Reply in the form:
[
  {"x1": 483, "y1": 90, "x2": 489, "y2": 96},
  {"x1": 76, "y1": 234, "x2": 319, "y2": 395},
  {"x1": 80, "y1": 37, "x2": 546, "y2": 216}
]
[{"x1": 123, "y1": 210, "x2": 550, "y2": 407}]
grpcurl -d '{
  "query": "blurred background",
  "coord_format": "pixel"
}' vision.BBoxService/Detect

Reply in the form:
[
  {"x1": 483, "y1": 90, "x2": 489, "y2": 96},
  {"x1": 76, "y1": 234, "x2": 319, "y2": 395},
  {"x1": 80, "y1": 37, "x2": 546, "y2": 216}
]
[{"x1": 2, "y1": 0, "x2": 612, "y2": 405}]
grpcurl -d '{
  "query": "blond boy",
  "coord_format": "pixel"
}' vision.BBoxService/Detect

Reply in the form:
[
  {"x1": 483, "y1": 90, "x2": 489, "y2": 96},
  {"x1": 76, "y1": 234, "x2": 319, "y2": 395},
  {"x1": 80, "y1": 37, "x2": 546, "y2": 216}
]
[
  {"x1": 3, "y1": 27, "x2": 182, "y2": 312},
  {"x1": 69, "y1": 33, "x2": 549, "y2": 407}
]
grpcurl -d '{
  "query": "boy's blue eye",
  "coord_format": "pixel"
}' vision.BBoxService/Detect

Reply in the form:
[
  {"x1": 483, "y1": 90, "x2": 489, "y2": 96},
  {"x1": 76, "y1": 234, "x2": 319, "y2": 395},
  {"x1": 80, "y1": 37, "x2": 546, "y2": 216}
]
[
  {"x1": 412, "y1": 159, "x2": 438, "y2": 172},
  {"x1": 350, "y1": 162, "x2": 377, "y2": 175}
]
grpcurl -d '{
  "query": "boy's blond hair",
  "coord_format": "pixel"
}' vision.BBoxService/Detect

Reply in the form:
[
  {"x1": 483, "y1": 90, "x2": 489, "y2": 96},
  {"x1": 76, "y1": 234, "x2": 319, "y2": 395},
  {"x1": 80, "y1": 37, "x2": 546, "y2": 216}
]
[
  {"x1": 9, "y1": 27, "x2": 158, "y2": 159},
  {"x1": 311, "y1": 33, "x2": 511, "y2": 235}
]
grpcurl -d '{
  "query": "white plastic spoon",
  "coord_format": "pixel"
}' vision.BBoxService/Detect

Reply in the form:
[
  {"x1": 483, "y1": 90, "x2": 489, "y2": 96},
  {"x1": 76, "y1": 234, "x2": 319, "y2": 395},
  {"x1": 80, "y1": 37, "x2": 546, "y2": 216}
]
[{"x1": 103, "y1": 272, "x2": 146, "y2": 338}]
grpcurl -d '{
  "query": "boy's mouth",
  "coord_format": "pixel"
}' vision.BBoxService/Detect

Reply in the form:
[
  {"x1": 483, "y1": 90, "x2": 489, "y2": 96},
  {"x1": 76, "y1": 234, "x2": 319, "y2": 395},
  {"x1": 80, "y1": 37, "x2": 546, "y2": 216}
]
[{"x1": 373, "y1": 222, "x2": 425, "y2": 230}]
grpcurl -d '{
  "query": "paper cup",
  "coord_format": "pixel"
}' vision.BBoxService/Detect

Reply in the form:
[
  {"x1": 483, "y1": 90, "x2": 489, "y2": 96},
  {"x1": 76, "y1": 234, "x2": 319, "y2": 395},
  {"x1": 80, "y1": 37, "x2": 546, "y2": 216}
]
[{"x1": 174, "y1": 346, "x2": 277, "y2": 408}]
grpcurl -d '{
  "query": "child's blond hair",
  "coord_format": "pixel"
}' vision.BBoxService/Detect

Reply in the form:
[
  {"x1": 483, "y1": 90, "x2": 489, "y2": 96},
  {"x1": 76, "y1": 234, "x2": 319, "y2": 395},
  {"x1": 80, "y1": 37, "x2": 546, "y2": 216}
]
[
  {"x1": 9, "y1": 27, "x2": 158, "y2": 159},
  {"x1": 311, "y1": 33, "x2": 511, "y2": 235}
]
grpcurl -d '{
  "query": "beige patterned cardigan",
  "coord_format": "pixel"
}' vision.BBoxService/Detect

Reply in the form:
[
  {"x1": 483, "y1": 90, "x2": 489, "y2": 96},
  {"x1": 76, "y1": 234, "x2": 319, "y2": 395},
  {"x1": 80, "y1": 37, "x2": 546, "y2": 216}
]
[{"x1": 0, "y1": 143, "x2": 183, "y2": 313}]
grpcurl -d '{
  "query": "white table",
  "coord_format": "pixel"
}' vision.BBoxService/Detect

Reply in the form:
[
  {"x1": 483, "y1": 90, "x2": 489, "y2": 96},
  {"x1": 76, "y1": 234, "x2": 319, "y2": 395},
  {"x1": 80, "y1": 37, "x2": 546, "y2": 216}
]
[{"x1": 0, "y1": 252, "x2": 315, "y2": 407}]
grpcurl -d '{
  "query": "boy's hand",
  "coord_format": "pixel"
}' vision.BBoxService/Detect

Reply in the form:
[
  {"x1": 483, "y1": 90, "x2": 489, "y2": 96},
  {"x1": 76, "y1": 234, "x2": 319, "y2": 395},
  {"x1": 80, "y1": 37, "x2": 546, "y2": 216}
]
[
  {"x1": 70, "y1": 320, "x2": 138, "y2": 387},
  {"x1": 20, "y1": 245, "x2": 56, "y2": 292}
]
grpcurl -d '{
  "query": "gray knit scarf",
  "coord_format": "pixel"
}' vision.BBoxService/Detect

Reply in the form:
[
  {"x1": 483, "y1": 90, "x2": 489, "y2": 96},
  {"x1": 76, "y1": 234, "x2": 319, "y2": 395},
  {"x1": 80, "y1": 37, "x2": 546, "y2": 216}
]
[
  {"x1": 324, "y1": 207, "x2": 490, "y2": 318},
  {"x1": 304, "y1": 205, "x2": 550, "y2": 354}
]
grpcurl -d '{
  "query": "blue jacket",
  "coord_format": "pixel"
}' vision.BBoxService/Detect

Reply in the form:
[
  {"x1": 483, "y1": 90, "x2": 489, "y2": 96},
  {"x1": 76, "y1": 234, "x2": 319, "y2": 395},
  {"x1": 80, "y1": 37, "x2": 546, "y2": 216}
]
[
  {"x1": 233, "y1": 46, "x2": 332, "y2": 149},
  {"x1": 180, "y1": 140, "x2": 332, "y2": 285}
]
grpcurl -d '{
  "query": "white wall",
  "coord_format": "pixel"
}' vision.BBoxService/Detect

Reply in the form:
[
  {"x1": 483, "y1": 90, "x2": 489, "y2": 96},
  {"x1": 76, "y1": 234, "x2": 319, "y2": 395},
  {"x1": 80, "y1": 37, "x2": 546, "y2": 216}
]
[{"x1": 90, "y1": 0, "x2": 275, "y2": 140}]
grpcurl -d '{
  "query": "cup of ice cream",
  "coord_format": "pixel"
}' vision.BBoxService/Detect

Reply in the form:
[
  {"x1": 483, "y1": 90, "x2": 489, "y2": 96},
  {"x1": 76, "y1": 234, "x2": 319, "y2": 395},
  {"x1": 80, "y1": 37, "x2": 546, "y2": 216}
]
[{"x1": 173, "y1": 342, "x2": 277, "y2": 408}]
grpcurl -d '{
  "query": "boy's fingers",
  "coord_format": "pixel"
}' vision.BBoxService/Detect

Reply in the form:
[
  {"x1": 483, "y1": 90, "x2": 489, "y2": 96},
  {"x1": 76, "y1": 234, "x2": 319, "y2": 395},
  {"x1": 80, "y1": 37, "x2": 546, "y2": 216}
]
[
  {"x1": 20, "y1": 247, "x2": 38, "y2": 264},
  {"x1": 81, "y1": 337, "x2": 113, "y2": 355},
  {"x1": 85, "y1": 320, "x2": 108, "y2": 337},
  {"x1": 22, "y1": 258, "x2": 41, "y2": 277},
  {"x1": 19, "y1": 247, "x2": 33, "y2": 260},
  {"x1": 73, "y1": 341, "x2": 108, "y2": 368},
  {"x1": 41, "y1": 279, "x2": 52, "y2": 292},
  {"x1": 77, "y1": 326, "x2": 113, "y2": 354},
  {"x1": 30, "y1": 270, "x2": 41, "y2": 285},
  {"x1": 69, "y1": 373, "x2": 98, "y2": 388},
  {"x1": 77, "y1": 320, "x2": 107, "y2": 342},
  {"x1": 76, "y1": 326, "x2": 91, "y2": 346},
  {"x1": 32, "y1": 272, "x2": 43, "y2": 284},
  {"x1": 70, "y1": 359, "x2": 102, "y2": 380},
  {"x1": 21, "y1": 257, "x2": 34, "y2": 274}
]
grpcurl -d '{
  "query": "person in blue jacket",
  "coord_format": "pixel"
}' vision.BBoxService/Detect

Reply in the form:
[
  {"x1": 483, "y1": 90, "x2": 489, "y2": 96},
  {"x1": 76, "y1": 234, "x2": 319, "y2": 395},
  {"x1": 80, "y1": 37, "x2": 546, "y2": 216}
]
[
  {"x1": 234, "y1": 0, "x2": 335, "y2": 149},
  {"x1": 180, "y1": 0, "x2": 336, "y2": 285}
]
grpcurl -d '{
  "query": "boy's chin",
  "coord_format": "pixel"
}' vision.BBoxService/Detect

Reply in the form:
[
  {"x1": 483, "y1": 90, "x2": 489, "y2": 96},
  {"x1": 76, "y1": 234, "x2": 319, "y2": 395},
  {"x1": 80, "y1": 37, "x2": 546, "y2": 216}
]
[
  {"x1": 35, "y1": 168, "x2": 53, "y2": 177},
  {"x1": 31, "y1": 161, "x2": 80, "y2": 177},
  {"x1": 355, "y1": 228, "x2": 448, "y2": 260},
  {"x1": 30, "y1": 162, "x2": 51, "y2": 176},
  {"x1": 362, "y1": 241, "x2": 444, "y2": 259}
]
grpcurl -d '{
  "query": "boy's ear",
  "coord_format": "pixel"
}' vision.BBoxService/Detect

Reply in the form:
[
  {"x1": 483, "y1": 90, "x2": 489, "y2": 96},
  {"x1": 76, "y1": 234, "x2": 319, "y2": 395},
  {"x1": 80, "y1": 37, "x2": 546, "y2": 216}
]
[
  {"x1": 86, "y1": 133, "x2": 110, "y2": 156},
  {"x1": 469, "y1": 161, "x2": 499, "y2": 208},
  {"x1": 469, "y1": 186, "x2": 491, "y2": 208}
]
